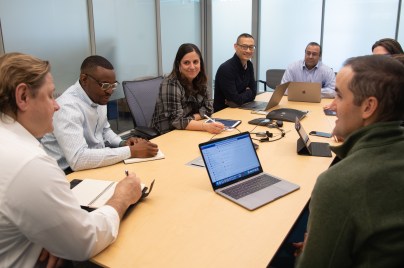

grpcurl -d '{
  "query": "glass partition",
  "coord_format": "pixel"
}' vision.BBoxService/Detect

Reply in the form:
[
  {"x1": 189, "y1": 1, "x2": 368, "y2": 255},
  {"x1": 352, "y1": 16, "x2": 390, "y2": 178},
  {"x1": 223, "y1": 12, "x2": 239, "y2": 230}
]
[
  {"x1": 160, "y1": 0, "x2": 201, "y2": 75},
  {"x1": 0, "y1": 0, "x2": 90, "y2": 96},
  {"x1": 212, "y1": 0, "x2": 252, "y2": 91},
  {"x1": 259, "y1": 0, "x2": 322, "y2": 84},
  {"x1": 323, "y1": 0, "x2": 398, "y2": 71},
  {"x1": 93, "y1": 0, "x2": 159, "y2": 100}
]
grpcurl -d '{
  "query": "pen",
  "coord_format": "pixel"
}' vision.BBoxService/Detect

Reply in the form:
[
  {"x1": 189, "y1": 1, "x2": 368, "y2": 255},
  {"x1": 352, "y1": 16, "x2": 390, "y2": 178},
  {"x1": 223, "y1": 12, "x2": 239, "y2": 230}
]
[
  {"x1": 203, "y1": 114, "x2": 215, "y2": 122},
  {"x1": 125, "y1": 170, "x2": 129, "y2": 176}
]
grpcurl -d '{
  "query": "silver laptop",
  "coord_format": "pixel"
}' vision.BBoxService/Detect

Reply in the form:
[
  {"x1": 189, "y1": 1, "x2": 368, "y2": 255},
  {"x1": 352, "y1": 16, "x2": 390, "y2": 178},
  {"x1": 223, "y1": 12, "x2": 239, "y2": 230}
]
[
  {"x1": 199, "y1": 132, "x2": 300, "y2": 210},
  {"x1": 288, "y1": 82, "x2": 321, "y2": 103},
  {"x1": 240, "y1": 82, "x2": 290, "y2": 111}
]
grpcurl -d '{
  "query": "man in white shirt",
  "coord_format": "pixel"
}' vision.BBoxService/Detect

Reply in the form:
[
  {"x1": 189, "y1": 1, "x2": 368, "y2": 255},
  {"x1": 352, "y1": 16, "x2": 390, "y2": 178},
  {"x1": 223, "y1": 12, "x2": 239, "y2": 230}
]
[
  {"x1": 41, "y1": 55, "x2": 158, "y2": 173},
  {"x1": 0, "y1": 53, "x2": 143, "y2": 267},
  {"x1": 281, "y1": 42, "x2": 336, "y2": 99}
]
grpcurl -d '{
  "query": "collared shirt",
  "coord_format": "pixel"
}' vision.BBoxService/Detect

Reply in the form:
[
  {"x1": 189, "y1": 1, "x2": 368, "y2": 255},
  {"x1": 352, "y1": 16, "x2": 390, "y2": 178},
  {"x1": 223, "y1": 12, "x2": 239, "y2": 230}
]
[
  {"x1": 0, "y1": 115, "x2": 120, "y2": 267},
  {"x1": 151, "y1": 76, "x2": 213, "y2": 134},
  {"x1": 281, "y1": 60, "x2": 336, "y2": 98},
  {"x1": 41, "y1": 81, "x2": 131, "y2": 171},
  {"x1": 214, "y1": 53, "x2": 257, "y2": 111}
]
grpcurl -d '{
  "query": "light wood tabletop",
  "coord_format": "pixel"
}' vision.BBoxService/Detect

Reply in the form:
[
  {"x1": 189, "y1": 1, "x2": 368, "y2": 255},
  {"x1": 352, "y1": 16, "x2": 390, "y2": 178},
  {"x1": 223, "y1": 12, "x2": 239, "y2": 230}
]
[{"x1": 68, "y1": 93, "x2": 338, "y2": 268}]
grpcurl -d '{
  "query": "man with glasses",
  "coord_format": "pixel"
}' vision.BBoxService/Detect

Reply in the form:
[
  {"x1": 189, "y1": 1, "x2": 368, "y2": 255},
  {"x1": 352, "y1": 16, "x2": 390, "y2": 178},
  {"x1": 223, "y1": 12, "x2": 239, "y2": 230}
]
[
  {"x1": 42, "y1": 55, "x2": 158, "y2": 174},
  {"x1": 281, "y1": 42, "x2": 336, "y2": 98},
  {"x1": 213, "y1": 33, "x2": 257, "y2": 112}
]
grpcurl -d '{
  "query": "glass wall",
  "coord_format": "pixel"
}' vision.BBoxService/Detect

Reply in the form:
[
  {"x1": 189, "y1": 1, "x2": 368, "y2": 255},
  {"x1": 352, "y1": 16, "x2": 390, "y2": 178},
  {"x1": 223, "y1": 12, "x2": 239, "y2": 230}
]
[
  {"x1": 211, "y1": 0, "x2": 252, "y2": 90},
  {"x1": 0, "y1": 0, "x2": 90, "y2": 96},
  {"x1": 93, "y1": 0, "x2": 159, "y2": 100},
  {"x1": 259, "y1": 0, "x2": 322, "y2": 84},
  {"x1": 323, "y1": 0, "x2": 399, "y2": 71},
  {"x1": 1, "y1": 0, "x2": 403, "y2": 96},
  {"x1": 160, "y1": 0, "x2": 201, "y2": 75}
]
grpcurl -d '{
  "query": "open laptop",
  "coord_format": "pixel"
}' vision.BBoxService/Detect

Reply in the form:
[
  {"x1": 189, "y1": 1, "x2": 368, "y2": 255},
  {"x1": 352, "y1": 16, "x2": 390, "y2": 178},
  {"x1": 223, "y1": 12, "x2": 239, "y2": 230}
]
[
  {"x1": 287, "y1": 82, "x2": 321, "y2": 103},
  {"x1": 240, "y1": 82, "x2": 290, "y2": 111},
  {"x1": 295, "y1": 117, "x2": 332, "y2": 157},
  {"x1": 199, "y1": 132, "x2": 300, "y2": 210}
]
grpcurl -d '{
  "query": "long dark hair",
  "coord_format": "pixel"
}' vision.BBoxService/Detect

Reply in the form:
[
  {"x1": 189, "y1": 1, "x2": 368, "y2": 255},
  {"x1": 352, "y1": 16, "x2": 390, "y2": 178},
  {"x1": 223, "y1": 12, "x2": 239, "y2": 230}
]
[
  {"x1": 371, "y1": 38, "x2": 404, "y2": 54},
  {"x1": 169, "y1": 43, "x2": 207, "y2": 97}
]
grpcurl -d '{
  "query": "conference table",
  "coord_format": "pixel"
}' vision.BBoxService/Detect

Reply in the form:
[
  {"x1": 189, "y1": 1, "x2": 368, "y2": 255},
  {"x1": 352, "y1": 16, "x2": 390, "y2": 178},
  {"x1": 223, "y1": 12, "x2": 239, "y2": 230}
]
[{"x1": 67, "y1": 92, "x2": 337, "y2": 268}]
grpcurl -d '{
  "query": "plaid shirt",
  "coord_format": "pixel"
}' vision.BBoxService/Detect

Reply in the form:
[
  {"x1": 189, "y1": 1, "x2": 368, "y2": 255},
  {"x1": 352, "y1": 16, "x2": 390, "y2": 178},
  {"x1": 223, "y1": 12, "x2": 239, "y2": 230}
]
[{"x1": 151, "y1": 76, "x2": 213, "y2": 134}]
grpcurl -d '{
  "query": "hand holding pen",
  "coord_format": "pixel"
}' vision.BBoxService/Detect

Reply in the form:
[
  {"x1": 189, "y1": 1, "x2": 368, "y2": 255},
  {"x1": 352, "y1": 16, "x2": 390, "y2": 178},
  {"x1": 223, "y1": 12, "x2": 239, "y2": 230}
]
[{"x1": 203, "y1": 114, "x2": 226, "y2": 134}]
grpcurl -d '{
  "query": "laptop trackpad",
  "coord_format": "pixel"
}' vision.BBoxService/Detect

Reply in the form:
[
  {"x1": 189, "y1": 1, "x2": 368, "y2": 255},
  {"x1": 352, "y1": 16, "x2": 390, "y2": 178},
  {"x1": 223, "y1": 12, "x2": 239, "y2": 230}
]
[{"x1": 238, "y1": 184, "x2": 291, "y2": 209}]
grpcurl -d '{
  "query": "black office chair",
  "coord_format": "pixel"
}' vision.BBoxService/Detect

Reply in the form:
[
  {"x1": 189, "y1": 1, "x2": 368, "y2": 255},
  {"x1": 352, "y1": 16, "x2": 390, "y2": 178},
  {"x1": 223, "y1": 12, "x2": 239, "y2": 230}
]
[
  {"x1": 259, "y1": 69, "x2": 286, "y2": 91},
  {"x1": 122, "y1": 76, "x2": 164, "y2": 139}
]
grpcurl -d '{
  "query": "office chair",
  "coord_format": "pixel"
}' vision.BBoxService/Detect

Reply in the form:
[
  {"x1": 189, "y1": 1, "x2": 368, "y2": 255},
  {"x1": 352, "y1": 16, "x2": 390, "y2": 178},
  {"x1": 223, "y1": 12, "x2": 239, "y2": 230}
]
[
  {"x1": 259, "y1": 69, "x2": 286, "y2": 91},
  {"x1": 122, "y1": 76, "x2": 164, "y2": 139}
]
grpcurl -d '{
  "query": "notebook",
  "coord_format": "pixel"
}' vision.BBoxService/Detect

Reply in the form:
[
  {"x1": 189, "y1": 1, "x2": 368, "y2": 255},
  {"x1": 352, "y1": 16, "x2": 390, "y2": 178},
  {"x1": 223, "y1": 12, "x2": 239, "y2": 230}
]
[
  {"x1": 124, "y1": 149, "x2": 165, "y2": 164},
  {"x1": 70, "y1": 178, "x2": 154, "y2": 211},
  {"x1": 199, "y1": 132, "x2": 300, "y2": 210},
  {"x1": 287, "y1": 82, "x2": 321, "y2": 103},
  {"x1": 239, "y1": 82, "x2": 290, "y2": 111},
  {"x1": 295, "y1": 117, "x2": 332, "y2": 157}
]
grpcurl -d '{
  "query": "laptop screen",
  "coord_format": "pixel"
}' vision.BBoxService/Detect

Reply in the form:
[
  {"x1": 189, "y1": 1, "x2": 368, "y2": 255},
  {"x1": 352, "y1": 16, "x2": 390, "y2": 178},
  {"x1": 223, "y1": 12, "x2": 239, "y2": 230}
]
[{"x1": 199, "y1": 132, "x2": 262, "y2": 189}]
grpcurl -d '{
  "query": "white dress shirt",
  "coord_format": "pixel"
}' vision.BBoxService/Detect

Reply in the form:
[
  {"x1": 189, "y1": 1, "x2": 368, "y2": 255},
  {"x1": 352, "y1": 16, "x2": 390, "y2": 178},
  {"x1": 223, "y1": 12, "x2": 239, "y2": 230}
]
[
  {"x1": 41, "y1": 81, "x2": 131, "y2": 171},
  {"x1": 281, "y1": 60, "x2": 336, "y2": 98},
  {"x1": 0, "y1": 115, "x2": 120, "y2": 267}
]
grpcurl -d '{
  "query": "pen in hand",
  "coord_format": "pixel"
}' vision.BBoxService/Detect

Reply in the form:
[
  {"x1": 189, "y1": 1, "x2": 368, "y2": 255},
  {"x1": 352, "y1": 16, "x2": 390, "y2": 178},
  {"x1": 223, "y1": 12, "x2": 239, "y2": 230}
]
[{"x1": 203, "y1": 114, "x2": 215, "y2": 122}]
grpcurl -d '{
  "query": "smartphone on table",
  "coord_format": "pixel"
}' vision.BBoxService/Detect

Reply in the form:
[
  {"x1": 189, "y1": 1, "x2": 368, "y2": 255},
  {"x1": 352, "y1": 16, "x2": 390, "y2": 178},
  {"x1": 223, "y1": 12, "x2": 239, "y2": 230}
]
[{"x1": 309, "y1": 131, "x2": 333, "y2": 138}]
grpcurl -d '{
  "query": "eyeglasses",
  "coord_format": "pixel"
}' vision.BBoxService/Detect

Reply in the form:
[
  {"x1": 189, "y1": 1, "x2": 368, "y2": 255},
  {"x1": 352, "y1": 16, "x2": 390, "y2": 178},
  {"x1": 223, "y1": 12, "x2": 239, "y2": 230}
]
[
  {"x1": 237, "y1": 44, "x2": 256, "y2": 51},
  {"x1": 85, "y1": 73, "x2": 119, "y2": 91}
]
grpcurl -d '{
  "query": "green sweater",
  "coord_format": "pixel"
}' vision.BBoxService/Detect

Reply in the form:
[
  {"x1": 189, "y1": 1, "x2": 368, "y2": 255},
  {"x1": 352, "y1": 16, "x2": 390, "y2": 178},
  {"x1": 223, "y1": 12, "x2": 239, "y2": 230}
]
[{"x1": 296, "y1": 121, "x2": 404, "y2": 268}]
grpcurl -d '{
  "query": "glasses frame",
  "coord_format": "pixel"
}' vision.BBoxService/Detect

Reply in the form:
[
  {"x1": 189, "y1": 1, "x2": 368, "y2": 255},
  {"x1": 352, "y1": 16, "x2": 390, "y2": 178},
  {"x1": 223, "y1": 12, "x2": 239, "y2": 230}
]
[
  {"x1": 84, "y1": 73, "x2": 119, "y2": 91},
  {"x1": 237, "y1": 44, "x2": 256, "y2": 51}
]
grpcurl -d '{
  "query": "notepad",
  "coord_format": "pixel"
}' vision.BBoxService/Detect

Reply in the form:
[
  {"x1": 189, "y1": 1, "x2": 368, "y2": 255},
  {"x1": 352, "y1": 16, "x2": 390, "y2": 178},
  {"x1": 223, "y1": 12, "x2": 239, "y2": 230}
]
[
  {"x1": 71, "y1": 179, "x2": 145, "y2": 209},
  {"x1": 124, "y1": 149, "x2": 165, "y2": 164}
]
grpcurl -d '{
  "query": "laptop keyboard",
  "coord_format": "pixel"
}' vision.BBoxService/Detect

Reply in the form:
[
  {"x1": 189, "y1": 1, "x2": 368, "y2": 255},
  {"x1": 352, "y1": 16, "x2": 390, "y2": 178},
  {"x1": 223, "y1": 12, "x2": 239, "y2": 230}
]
[{"x1": 222, "y1": 174, "x2": 281, "y2": 200}]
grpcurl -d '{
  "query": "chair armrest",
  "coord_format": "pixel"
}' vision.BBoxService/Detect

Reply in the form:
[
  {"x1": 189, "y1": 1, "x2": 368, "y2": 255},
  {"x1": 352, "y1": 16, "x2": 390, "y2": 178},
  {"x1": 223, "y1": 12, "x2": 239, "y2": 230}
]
[{"x1": 258, "y1": 80, "x2": 267, "y2": 91}]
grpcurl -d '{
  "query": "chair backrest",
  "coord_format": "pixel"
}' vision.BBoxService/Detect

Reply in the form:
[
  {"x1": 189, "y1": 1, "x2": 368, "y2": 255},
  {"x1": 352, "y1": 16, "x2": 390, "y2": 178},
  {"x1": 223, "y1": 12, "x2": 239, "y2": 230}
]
[
  {"x1": 266, "y1": 69, "x2": 286, "y2": 90},
  {"x1": 122, "y1": 76, "x2": 164, "y2": 127}
]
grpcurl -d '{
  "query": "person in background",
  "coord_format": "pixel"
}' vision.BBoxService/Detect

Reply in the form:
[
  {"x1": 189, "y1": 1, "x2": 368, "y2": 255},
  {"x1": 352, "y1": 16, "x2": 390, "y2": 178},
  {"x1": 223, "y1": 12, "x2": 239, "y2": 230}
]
[
  {"x1": 295, "y1": 55, "x2": 404, "y2": 267},
  {"x1": 151, "y1": 43, "x2": 224, "y2": 134},
  {"x1": 0, "y1": 52, "x2": 143, "y2": 267},
  {"x1": 41, "y1": 55, "x2": 158, "y2": 174},
  {"x1": 281, "y1": 42, "x2": 336, "y2": 99},
  {"x1": 213, "y1": 33, "x2": 257, "y2": 111},
  {"x1": 324, "y1": 49, "x2": 404, "y2": 112},
  {"x1": 371, "y1": 38, "x2": 404, "y2": 55}
]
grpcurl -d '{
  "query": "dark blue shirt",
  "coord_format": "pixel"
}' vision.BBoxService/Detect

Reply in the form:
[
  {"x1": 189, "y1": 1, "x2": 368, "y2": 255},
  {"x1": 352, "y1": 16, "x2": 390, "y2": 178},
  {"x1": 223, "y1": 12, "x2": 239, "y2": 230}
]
[{"x1": 214, "y1": 54, "x2": 256, "y2": 112}]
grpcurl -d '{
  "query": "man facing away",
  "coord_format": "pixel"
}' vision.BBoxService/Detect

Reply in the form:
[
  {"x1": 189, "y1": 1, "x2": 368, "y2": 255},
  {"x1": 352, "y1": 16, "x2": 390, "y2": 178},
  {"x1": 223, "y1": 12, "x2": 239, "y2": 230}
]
[
  {"x1": 41, "y1": 55, "x2": 158, "y2": 174},
  {"x1": 213, "y1": 33, "x2": 257, "y2": 112},
  {"x1": 0, "y1": 52, "x2": 144, "y2": 267},
  {"x1": 281, "y1": 42, "x2": 336, "y2": 99},
  {"x1": 295, "y1": 55, "x2": 404, "y2": 267}
]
